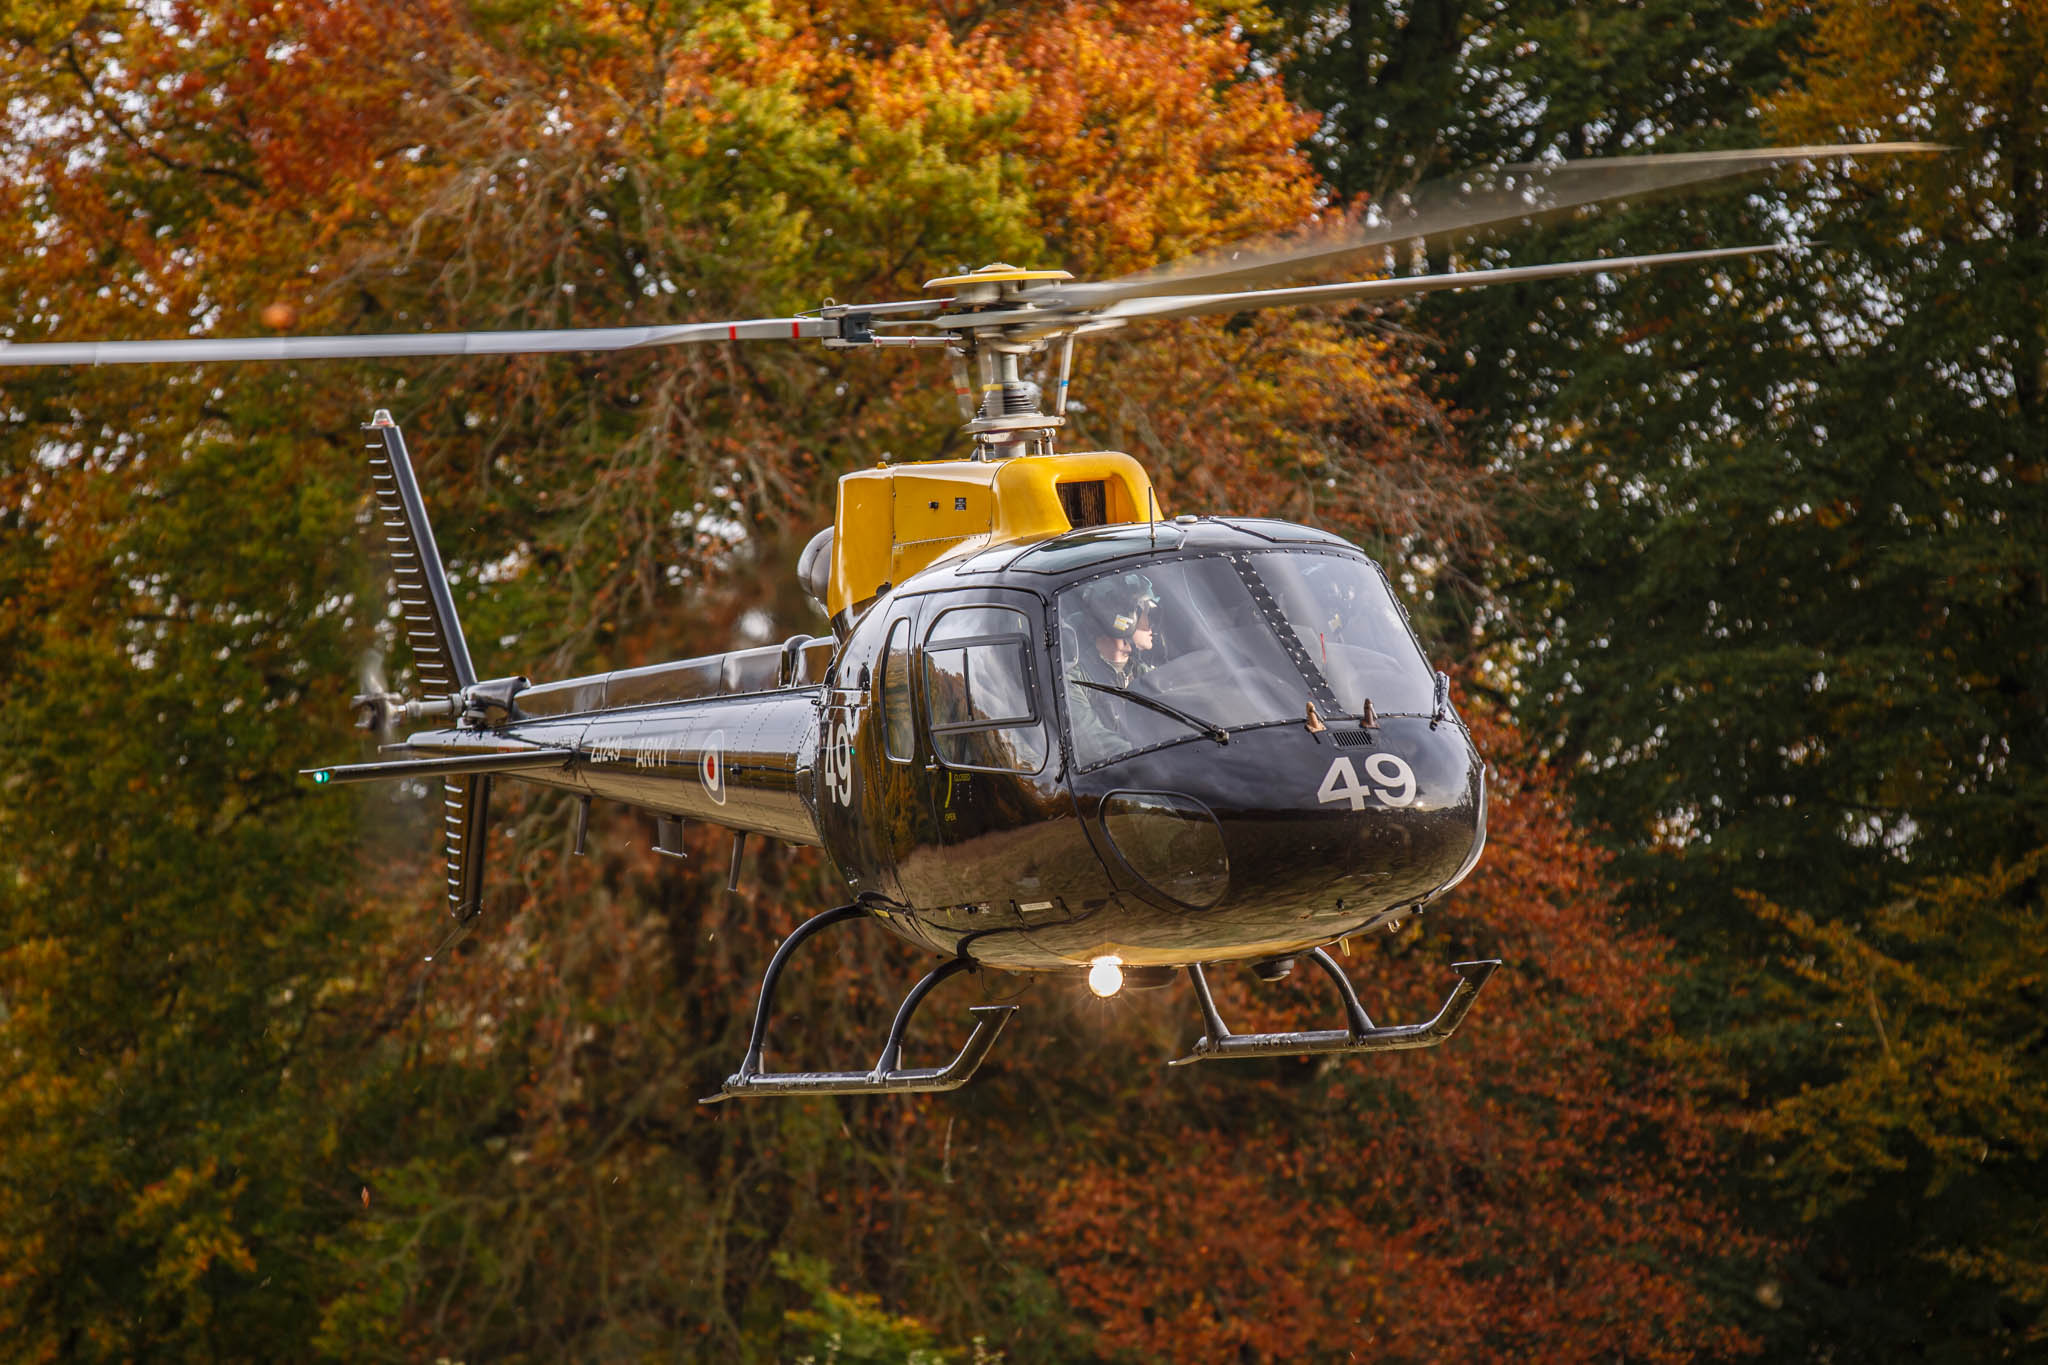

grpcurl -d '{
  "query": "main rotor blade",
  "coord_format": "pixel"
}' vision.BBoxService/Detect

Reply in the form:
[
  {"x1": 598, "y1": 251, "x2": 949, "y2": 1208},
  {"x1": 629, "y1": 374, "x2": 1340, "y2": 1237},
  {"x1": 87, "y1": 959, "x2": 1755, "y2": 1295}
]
[
  {"x1": 989, "y1": 244, "x2": 1794, "y2": 341},
  {"x1": 1091, "y1": 243, "x2": 1795, "y2": 328},
  {"x1": 1030, "y1": 143, "x2": 1940, "y2": 311},
  {"x1": 0, "y1": 315, "x2": 849, "y2": 367}
]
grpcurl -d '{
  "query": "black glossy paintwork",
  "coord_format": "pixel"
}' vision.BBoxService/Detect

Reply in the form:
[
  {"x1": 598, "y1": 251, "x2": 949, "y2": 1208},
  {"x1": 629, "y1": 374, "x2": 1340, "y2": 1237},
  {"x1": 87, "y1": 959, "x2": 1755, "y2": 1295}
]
[
  {"x1": 808, "y1": 517, "x2": 1486, "y2": 973},
  {"x1": 404, "y1": 517, "x2": 1484, "y2": 976},
  {"x1": 409, "y1": 690, "x2": 823, "y2": 846},
  {"x1": 860, "y1": 713, "x2": 1481, "y2": 972},
  {"x1": 809, "y1": 587, "x2": 1118, "y2": 961},
  {"x1": 1052, "y1": 715, "x2": 1482, "y2": 963}
]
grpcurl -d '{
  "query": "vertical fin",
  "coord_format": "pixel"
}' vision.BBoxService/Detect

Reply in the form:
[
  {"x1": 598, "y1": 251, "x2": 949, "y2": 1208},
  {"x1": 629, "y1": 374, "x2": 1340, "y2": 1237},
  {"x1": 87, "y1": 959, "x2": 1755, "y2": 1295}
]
[
  {"x1": 364, "y1": 410, "x2": 476, "y2": 696},
  {"x1": 443, "y1": 775, "x2": 492, "y2": 922}
]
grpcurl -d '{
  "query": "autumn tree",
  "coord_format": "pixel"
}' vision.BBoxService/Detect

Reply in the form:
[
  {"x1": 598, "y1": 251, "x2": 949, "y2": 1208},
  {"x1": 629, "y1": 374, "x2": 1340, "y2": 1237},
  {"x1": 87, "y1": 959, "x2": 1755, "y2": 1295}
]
[
  {"x1": 4, "y1": 1, "x2": 1750, "y2": 1359},
  {"x1": 1725, "y1": 2, "x2": 2048, "y2": 1349},
  {"x1": 1258, "y1": 0, "x2": 2048, "y2": 1353},
  {"x1": 1742, "y1": 851, "x2": 2048, "y2": 1345}
]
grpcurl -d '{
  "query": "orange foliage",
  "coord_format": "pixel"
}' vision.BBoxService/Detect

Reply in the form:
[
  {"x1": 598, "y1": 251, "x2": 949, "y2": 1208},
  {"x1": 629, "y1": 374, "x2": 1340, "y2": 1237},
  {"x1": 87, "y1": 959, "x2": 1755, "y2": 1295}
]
[
  {"x1": 948, "y1": 707, "x2": 1756, "y2": 1362},
  {"x1": 0, "y1": 2, "x2": 1741, "y2": 1359}
]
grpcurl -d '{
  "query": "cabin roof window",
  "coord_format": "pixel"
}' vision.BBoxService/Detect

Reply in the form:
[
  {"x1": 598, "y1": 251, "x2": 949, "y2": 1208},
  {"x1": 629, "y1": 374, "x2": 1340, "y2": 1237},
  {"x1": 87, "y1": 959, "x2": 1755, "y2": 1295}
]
[{"x1": 1008, "y1": 522, "x2": 1185, "y2": 575}]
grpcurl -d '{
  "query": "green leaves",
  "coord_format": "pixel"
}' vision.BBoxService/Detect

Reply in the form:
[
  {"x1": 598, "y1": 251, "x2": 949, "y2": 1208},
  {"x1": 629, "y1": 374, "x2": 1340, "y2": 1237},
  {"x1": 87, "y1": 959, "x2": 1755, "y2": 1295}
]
[
  {"x1": 1262, "y1": 0, "x2": 2048, "y2": 1351},
  {"x1": 0, "y1": 411, "x2": 391, "y2": 1359}
]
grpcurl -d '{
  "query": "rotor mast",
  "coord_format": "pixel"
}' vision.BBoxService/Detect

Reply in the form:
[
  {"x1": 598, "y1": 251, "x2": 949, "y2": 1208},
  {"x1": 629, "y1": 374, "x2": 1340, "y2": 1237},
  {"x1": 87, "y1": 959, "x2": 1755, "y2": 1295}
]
[{"x1": 924, "y1": 265, "x2": 1080, "y2": 459}]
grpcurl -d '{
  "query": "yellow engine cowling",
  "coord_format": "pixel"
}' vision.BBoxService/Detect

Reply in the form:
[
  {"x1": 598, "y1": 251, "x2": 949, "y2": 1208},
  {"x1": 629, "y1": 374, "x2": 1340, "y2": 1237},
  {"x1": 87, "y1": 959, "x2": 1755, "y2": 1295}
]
[{"x1": 826, "y1": 451, "x2": 1162, "y2": 618}]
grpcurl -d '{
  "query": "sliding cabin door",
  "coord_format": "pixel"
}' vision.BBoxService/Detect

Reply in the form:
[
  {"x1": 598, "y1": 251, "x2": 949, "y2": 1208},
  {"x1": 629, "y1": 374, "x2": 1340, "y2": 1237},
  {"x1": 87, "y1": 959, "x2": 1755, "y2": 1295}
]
[{"x1": 896, "y1": 591, "x2": 1072, "y2": 914}]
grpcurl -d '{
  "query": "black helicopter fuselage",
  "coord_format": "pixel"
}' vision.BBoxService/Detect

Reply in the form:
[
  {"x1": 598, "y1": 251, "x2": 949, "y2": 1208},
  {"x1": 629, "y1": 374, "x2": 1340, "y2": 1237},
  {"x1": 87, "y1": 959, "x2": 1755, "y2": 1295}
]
[
  {"x1": 402, "y1": 516, "x2": 1485, "y2": 979},
  {"x1": 14, "y1": 146, "x2": 1922, "y2": 1082}
]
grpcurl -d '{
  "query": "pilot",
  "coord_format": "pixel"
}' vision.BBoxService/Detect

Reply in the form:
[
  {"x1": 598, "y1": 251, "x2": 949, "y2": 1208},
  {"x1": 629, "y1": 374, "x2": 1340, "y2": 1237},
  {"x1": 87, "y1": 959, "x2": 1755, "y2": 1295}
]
[
  {"x1": 1066, "y1": 574, "x2": 1160, "y2": 757},
  {"x1": 1077, "y1": 573, "x2": 1158, "y2": 687}
]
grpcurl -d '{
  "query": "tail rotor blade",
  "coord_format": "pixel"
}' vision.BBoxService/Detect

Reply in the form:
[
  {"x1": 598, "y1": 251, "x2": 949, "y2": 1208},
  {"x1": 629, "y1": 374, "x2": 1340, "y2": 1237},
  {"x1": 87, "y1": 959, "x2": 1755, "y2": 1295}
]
[
  {"x1": 352, "y1": 647, "x2": 401, "y2": 741},
  {"x1": 357, "y1": 646, "x2": 387, "y2": 701}
]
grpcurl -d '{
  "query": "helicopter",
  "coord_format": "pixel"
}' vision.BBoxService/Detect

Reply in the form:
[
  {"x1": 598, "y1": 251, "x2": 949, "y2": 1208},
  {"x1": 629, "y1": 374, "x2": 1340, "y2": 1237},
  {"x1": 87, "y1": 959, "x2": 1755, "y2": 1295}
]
[{"x1": 0, "y1": 143, "x2": 1934, "y2": 1101}]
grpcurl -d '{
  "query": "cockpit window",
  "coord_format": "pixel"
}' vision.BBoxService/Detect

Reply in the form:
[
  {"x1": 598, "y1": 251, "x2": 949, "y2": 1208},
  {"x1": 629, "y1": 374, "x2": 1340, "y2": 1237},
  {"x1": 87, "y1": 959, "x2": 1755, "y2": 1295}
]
[
  {"x1": 1252, "y1": 553, "x2": 1435, "y2": 717},
  {"x1": 1058, "y1": 557, "x2": 1312, "y2": 768},
  {"x1": 880, "y1": 618, "x2": 915, "y2": 762},
  {"x1": 923, "y1": 605, "x2": 1048, "y2": 774},
  {"x1": 1056, "y1": 550, "x2": 1436, "y2": 768}
]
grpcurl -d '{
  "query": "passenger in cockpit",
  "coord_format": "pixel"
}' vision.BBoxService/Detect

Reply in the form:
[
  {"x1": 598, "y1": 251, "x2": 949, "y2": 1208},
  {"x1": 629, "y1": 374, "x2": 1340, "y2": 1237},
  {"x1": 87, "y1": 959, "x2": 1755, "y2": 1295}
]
[{"x1": 1310, "y1": 563, "x2": 1363, "y2": 636}]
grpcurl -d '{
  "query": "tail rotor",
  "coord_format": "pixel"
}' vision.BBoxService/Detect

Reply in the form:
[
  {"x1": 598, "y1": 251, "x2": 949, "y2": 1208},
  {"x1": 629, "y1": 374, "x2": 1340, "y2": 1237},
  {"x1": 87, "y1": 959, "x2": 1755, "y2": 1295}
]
[{"x1": 351, "y1": 646, "x2": 405, "y2": 740}]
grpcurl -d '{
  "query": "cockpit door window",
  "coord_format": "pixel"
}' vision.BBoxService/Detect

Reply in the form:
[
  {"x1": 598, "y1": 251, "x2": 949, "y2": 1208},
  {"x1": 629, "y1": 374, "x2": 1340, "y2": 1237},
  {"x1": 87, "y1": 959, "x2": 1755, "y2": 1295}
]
[
  {"x1": 922, "y1": 605, "x2": 1049, "y2": 774},
  {"x1": 880, "y1": 618, "x2": 916, "y2": 762}
]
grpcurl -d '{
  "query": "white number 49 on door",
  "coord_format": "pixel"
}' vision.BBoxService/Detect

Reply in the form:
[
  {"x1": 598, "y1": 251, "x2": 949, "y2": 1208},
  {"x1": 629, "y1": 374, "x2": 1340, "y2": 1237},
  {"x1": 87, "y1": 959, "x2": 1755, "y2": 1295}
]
[{"x1": 1317, "y1": 753, "x2": 1417, "y2": 810}]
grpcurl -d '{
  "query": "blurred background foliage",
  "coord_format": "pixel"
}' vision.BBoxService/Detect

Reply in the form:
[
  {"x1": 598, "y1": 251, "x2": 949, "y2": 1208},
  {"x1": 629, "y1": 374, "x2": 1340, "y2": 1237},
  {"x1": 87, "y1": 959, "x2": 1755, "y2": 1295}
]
[{"x1": 1, "y1": 0, "x2": 2041, "y2": 1360}]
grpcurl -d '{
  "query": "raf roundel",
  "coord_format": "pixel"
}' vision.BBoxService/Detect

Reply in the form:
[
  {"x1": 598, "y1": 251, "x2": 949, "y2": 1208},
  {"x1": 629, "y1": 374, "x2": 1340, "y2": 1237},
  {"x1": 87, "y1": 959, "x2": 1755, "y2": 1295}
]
[{"x1": 699, "y1": 730, "x2": 727, "y2": 806}]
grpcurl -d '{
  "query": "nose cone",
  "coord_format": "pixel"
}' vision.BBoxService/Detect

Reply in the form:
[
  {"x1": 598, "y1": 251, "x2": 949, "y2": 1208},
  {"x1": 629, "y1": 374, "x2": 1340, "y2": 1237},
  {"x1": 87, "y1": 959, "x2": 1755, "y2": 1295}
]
[
  {"x1": 1074, "y1": 716, "x2": 1483, "y2": 957},
  {"x1": 1227, "y1": 717, "x2": 1484, "y2": 922}
]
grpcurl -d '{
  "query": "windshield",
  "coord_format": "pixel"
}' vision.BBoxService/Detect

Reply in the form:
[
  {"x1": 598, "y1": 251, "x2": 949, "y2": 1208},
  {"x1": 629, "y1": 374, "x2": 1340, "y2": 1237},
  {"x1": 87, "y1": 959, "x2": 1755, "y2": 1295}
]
[
  {"x1": 1253, "y1": 552, "x2": 1435, "y2": 718},
  {"x1": 1056, "y1": 550, "x2": 1434, "y2": 768}
]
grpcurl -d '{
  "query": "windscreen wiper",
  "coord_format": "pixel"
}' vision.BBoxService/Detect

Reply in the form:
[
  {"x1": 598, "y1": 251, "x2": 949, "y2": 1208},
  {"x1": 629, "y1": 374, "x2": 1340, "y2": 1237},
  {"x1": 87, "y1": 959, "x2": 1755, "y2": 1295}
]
[{"x1": 1069, "y1": 678, "x2": 1230, "y2": 745}]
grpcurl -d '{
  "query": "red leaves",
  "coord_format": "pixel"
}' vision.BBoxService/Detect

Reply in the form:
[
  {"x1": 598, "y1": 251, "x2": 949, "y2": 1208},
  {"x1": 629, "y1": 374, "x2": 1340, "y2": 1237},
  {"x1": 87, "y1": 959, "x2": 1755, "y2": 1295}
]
[
  {"x1": 1036, "y1": 1157, "x2": 1453, "y2": 1362},
  {"x1": 982, "y1": 708, "x2": 1756, "y2": 1362}
]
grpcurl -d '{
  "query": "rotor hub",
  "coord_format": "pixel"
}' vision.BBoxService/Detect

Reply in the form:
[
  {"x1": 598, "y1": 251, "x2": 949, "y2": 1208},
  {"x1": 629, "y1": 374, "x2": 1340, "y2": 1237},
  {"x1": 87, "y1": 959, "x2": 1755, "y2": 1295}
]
[{"x1": 925, "y1": 262, "x2": 1072, "y2": 308}]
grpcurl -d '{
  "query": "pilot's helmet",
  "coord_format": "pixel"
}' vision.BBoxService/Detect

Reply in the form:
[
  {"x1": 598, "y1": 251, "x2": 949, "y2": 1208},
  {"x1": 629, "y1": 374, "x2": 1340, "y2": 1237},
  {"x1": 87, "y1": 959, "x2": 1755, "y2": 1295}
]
[{"x1": 1084, "y1": 572, "x2": 1159, "y2": 640}]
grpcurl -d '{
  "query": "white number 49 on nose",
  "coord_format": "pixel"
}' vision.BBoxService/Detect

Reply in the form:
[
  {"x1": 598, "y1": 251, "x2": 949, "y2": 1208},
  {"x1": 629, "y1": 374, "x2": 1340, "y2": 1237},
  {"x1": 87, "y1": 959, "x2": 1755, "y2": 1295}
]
[{"x1": 1317, "y1": 753, "x2": 1418, "y2": 810}]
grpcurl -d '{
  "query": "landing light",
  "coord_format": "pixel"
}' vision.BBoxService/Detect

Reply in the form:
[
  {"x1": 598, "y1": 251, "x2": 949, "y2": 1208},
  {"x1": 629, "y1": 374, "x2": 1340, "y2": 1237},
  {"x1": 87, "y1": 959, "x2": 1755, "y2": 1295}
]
[{"x1": 1087, "y1": 955, "x2": 1124, "y2": 998}]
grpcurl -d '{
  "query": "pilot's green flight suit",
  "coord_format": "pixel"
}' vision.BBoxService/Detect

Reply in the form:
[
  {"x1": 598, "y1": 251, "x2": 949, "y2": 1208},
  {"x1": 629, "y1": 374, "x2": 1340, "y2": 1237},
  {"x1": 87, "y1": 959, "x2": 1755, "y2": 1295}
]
[{"x1": 1064, "y1": 642, "x2": 1151, "y2": 767}]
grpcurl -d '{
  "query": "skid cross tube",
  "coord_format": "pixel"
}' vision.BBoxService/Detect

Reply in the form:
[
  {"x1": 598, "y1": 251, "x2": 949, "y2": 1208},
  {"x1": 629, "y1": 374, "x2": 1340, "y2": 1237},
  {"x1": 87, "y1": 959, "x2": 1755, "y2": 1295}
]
[
  {"x1": 1169, "y1": 951, "x2": 1502, "y2": 1065},
  {"x1": 701, "y1": 905, "x2": 1017, "y2": 1103}
]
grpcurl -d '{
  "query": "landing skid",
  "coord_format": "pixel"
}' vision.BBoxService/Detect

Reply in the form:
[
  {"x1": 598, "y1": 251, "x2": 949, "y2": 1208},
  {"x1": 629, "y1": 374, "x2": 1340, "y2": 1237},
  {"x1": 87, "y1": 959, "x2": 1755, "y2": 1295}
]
[
  {"x1": 1168, "y1": 950, "x2": 1501, "y2": 1065},
  {"x1": 700, "y1": 903, "x2": 1017, "y2": 1103}
]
